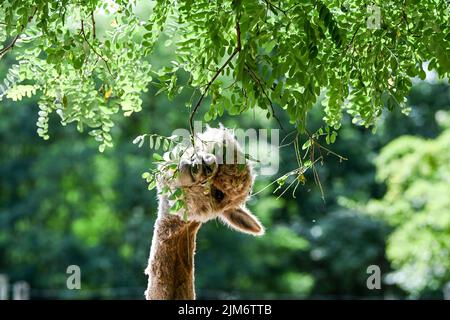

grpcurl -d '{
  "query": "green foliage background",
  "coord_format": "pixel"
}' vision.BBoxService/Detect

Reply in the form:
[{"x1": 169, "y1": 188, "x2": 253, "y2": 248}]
[{"x1": 0, "y1": 0, "x2": 449, "y2": 299}]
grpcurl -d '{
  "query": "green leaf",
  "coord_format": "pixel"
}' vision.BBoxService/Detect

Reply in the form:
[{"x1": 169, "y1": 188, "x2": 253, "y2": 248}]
[
  {"x1": 303, "y1": 160, "x2": 312, "y2": 168},
  {"x1": 142, "y1": 172, "x2": 151, "y2": 180},
  {"x1": 148, "y1": 179, "x2": 157, "y2": 190},
  {"x1": 152, "y1": 153, "x2": 163, "y2": 161},
  {"x1": 330, "y1": 131, "x2": 337, "y2": 143},
  {"x1": 154, "y1": 137, "x2": 161, "y2": 150},
  {"x1": 163, "y1": 139, "x2": 170, "y2": 151},
  {"x1": 302, "y1": 140, "x2": 311, "y2": 150},
  {"x1": 73, "y1": 54, "x2": 85, "y2": 70},
  {"x1": 149, "y1": 136, "x2": 154, "y2": 149},
  {"x1": 170, "y1": 199, "x2": 185, "y2": 214}
]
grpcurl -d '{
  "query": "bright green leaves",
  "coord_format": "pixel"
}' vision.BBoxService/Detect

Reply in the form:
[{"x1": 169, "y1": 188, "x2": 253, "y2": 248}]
[
  {"x1": 1, "y1": 1, "x2": 153, "y2": 152},
  {"x1": 36, "y1": 102, "x2": 50, "y2": 140},
  {"x1": 169, "y1": 188, "x2": 188, "y2": 222},
  {"x1": 133, "y1": 133, "x2": 183, "y2": 158},
  {"x1": 5, "y1": 84, "x2": 37, "y2": 101},
  {"x1": 1, "y1": 0, "x2": 449, "y2": 150},
  {"x1": 71, "y1": 52, "x2": 85, "y2": 70},
  {"x1": 316, "y1": 1, "x2": 342, "y2": 48},
  {"x1": 325, "y1": 130, "x2": 337, "y2": 145},
  {"x1": 136, "y1": 132, "x2": 189, "y2": 219},
  {"x1": 170, "y1": 198, "x2": 184, "y2": 214},
  {"x1": 142, "y1": 171, "x2": 157, "y2": 190}
]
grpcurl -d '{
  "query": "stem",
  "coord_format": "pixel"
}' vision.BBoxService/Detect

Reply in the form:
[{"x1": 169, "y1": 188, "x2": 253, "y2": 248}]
[
  {"x1": 81, "y1": 20, "x2": 112, "y2": 76},
  {"x1": 91, "y1": 12, "x2": 96, "y2": 39},
  {"x1": 244, "y1": 62, "x2": 283, "y2": 129},
  {"x1": 0, "y1": 8, "x2": 38, "y2": 58}
]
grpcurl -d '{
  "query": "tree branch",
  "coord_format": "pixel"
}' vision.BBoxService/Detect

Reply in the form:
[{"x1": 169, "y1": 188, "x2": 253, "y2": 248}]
[
  {"x1": 345, "y1": 26, "x2": 360, "y2": 51},
  {"x1": 189, "y1": 20, "x2": 241, "y2": 137},
  {"x1": 304, "y1": 128, "x2": 347, "y2": 161},
  {"x1": 91, "y1": 11, "x2": 96, "y2": 39},
  {"x1": 244, "y1": 62, "x2": 283, "y2": 129},
  {"x1": 81, "y1": 20, "x2": 112, "y2": 76},
  {"x1": 0, "y1": 8, "x2": 38, "y2": 58},
  {"x1": 263, "y1": 0, "x2": 288, "y2": 17},
  {"x1": 0, "y1": 34, "x2": 21, "y2": 58}
]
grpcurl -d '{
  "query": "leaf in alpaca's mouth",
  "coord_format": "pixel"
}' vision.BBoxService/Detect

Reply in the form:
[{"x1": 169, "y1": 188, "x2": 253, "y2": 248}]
[{"x1": 211, "y1": 186, "x2": 225, "y2": 202}]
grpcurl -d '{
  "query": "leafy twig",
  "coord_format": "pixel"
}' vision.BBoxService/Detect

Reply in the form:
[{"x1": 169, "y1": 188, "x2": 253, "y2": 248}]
[
  {"x1": 253, "y1": 127, "x2": 346, "y2": 200},
  {"x1": 305, "y1": 129, "x2": 348, "y2": 162},
  {"x1": 279, "y1": 129, "x2": 298, "y2": 148},
  {"x1": 0, "y1": 7, "x2": 38, "y2": 58},
  {"x1": 244, "y1": 62, "x2": 283, "y2": 129},
  {"x1": 80, "y1": 20, "x2": 112, "y2": 76},
  {"x1": 189, "y1": 19, "x2": 241, "y2": 138}
]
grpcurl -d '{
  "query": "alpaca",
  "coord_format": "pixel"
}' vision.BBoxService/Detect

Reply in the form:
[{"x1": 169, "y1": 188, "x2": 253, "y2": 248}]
[{"x1": 144, "y1": 125, "x2": 265, "y2": 300}]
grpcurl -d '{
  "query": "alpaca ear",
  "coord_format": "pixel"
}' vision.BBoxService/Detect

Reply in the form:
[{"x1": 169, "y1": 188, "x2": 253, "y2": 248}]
[{"x1": 220, "y1": 207, "x2": 265, "y2": 236}]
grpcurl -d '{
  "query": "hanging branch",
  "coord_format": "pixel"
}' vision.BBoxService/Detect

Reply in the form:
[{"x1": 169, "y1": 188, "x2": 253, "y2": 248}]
[
  {"x1": 253, "y1": 127, "x2": 347, "y2": 199},
  {"x1": 189, "y1": 20, "x2": 242, "y2": 138},
  {"x1": 91, "y1": 11, "x2": 96, "y2": 39},
  {"x1": 304, "y1": 128, "x2": 348, "y2": 162},
  {"x1": 244, "y1": 62, "x2": 283, "y2": 129},
  {"x1": 0, "y1": 7, "x2": 38, "y2": 58},
  {"x1": 80, "y1": 20, "x2": 112, "y2": 76}
]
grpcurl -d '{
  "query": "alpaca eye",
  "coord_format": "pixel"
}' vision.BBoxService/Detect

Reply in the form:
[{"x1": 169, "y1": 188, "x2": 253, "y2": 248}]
[
  {"x1": 204, "y1": 163, "x2": 216, "y2": 176},
  {"x1": 211, "y1": 187, "x2": 225, "y2": 202}
]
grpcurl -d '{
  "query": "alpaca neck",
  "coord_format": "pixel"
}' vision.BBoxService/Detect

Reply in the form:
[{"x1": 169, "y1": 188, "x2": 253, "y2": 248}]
[{"x1": 145, "y1": 213, "x2": 201, "y2": 300}]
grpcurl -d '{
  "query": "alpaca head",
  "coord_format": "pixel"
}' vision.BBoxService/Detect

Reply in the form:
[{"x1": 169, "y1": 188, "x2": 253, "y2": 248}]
[{"x1": 165, "y1": 125, "x2": 264, "y2": 236}]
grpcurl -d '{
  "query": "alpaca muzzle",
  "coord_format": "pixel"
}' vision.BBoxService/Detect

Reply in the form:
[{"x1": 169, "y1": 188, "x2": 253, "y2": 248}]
[{"x1": 178, "y1": 154, "x2": 218, "y2": 186}]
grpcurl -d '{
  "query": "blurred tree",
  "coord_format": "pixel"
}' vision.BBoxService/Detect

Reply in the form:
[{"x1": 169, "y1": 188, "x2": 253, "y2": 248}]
[
  {"x1": 360, "y1": 125, "x2": 450, "y2": 298},
  {"x1": 302, "y1": 81, "x2": 450, "y2": 298}
]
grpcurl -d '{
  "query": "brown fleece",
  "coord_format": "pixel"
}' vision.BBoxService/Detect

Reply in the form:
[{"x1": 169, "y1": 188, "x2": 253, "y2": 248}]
[{"x1": 145, "y1": 215, "x2": 201, "y2": 300}]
